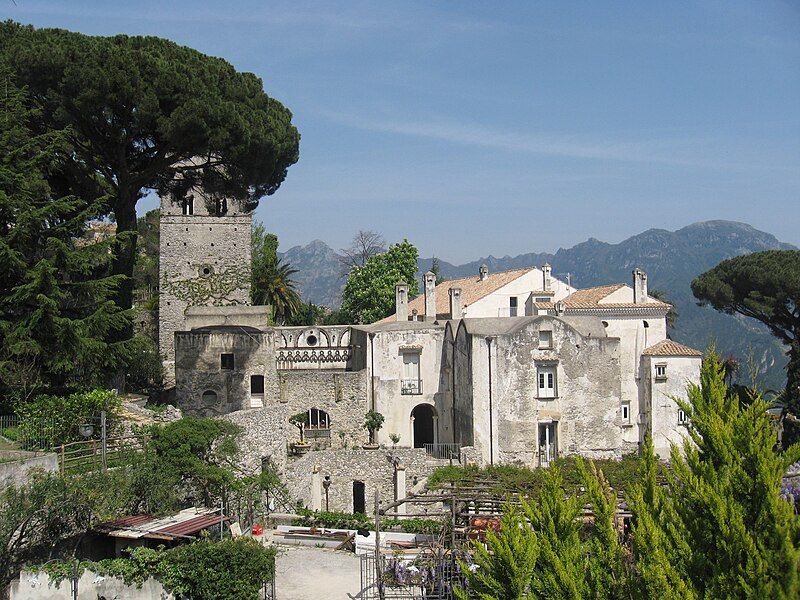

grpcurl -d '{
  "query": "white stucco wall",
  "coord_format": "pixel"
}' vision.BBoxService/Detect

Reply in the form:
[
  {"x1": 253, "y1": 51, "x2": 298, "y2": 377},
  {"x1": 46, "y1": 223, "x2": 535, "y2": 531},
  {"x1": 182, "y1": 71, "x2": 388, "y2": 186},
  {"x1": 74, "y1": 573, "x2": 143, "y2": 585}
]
[
  {"x1": 368, "y1": 325, "x2": 448, "y2": 447},
  {"x1": 642, "y1": 355, "x2": 701, "y2": 457},
  {"x1": 464, "y1": 270, "x2": 574, "y2": 319}
]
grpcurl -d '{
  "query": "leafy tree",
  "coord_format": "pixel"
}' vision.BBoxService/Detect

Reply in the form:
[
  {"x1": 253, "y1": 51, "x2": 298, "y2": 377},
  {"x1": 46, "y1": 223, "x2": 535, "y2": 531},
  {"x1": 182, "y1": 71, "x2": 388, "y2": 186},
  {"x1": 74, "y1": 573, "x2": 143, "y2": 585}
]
[
  {"x1": 629, "y1": 350, "x2": 800, "y2": 598},
  {"x1": 137, "y1": 417, "x2": 241, "y2": 509},
  {"x1": 0, "y1": 63, "x2": 129, "y2": 401},
  {"x1": 122, "y1": 334, "x2": 164, "y2": 392},
  {"x1": 133, "y1": 209, "x2": 160, "y2": 304},
  {"x1": 289, "y1": 411, "x2": 309, "y2": 444},
  {"x1": 691, "y1": 250, "x2": 800, "y2": 446},
  {"x1": 285, "y1": 301, "x2": 327, "y2": 326},
  {"x1": 1, "y1": 22, "x2": 300, "y2": 317},
  {"x1": 363, "y1": 410, "x2": 384, "y2": 445},
  {"x1": 251, "y1": 224, "x2": 301, "y2": 324},
  {"x1": 339, "y1": 230, "x2": 386, "y2": 271},
  {"x1": 15, "y1": 388, "x2": 121, "y2": 449},
  {"x1": 340, "y1": 240, "x2": 419, "y2": 324}
]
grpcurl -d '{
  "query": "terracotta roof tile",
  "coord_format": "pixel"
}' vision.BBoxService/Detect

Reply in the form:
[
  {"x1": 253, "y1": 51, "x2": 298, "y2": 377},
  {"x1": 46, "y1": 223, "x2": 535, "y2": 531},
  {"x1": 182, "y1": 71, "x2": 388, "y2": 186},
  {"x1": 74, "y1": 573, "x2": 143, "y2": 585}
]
[
  {"x1": 378, "y1": 268, "x2": 534, "y2": 323},
  {"x1": 563, "y1": 284, "x2": 670, "y2": 310},
  {"x1": 642, "y1": 340, "x2": 702, "y2": 357}
]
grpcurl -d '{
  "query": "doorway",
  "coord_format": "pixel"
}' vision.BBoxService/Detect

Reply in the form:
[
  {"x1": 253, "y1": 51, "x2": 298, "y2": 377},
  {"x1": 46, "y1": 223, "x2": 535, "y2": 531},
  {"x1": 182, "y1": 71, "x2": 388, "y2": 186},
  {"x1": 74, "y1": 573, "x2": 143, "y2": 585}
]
[
  {"x1": 352, "y1": 480, "x2": 365, "y2": 514},
  {"x1": 538, "y1": 421, "x2": 559, "y2": 466},
  {"x1": 411, "y1": 404, "x2": 436, "y2": 448}
]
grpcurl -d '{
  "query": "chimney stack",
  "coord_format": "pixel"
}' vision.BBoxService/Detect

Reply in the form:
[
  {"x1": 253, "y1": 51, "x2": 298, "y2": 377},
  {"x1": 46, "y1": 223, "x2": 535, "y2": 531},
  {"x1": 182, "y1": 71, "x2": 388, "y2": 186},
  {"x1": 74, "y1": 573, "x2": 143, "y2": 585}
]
[
  {"x1": 395, "y1": 282, "x2": 409, "y2": 321},
  {"x1": 424, "y1": 271, "x2": 436, "y2": 320},
  {"x1": 449, "y1": 287, "x2": 463, "y2": 319},
  {"x1": 633, "y1": 268, "x2": 648, "y2": 304},
  {"x1": 479, "y1": 264, "x2": 489, "y2": 281},
  {"x1": 542, "y1": 263, "x2": 552, "y2": 291}
]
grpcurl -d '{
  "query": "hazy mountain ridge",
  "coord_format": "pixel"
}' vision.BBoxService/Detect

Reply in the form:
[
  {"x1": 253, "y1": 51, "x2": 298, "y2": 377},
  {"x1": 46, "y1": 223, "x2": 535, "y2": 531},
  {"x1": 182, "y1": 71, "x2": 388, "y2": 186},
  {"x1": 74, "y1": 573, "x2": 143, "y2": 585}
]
[{"x1": 281, "y1": 221, "x2": 795, "y2": 388}]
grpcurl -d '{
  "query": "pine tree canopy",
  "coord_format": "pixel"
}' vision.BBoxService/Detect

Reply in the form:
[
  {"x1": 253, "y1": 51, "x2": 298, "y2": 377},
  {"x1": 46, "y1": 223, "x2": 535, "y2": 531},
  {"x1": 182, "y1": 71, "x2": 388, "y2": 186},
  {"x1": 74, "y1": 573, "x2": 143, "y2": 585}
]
[
  {"x1": 692, "y1": 250, "x2": 800, "y2": 446},
  {"x1": 0, "y1": 20, "x2": 300, "y2": 315}
]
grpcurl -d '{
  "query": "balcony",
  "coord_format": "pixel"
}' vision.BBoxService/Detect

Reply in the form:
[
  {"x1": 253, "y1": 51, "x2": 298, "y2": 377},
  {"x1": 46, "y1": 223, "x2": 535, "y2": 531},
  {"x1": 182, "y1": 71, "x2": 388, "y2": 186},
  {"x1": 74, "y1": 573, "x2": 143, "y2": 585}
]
[{"x1": 401, "y1": 379, "x2": 423, "y2": 395}]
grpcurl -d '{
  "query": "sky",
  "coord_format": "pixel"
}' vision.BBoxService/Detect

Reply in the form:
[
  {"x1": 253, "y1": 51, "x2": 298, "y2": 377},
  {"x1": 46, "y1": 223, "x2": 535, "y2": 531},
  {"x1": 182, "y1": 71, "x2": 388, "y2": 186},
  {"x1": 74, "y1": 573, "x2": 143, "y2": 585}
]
[{"x1": 6, "y1": 1, "x2": 800, "y2": 262}]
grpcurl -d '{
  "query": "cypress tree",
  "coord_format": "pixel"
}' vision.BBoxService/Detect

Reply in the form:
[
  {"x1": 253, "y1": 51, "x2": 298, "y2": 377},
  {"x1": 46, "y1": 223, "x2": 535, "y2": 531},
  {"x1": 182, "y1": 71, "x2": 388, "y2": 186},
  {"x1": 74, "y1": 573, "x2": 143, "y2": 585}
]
[
  {"x1": 0, "y1": 64, "x2": 128, "y2": 401},
  {"x1": 630, "y1": 350, "x2": 800, "y2": 598}
]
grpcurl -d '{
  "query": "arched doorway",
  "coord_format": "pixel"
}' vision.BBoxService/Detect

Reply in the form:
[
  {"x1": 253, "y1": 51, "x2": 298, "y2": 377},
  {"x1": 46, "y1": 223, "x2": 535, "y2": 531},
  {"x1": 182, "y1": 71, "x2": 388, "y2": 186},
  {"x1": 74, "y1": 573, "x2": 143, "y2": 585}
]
[{"x1": 411, "y1": 404, "x2": 436, "y2": 448}]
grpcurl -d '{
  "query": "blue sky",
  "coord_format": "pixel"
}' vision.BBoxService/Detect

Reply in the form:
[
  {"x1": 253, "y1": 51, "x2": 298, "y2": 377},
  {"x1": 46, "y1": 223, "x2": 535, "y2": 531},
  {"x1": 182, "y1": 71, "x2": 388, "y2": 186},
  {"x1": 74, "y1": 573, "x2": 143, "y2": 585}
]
[{"x1": 6, "y1": 1, "x2": 800, "y2": 261}]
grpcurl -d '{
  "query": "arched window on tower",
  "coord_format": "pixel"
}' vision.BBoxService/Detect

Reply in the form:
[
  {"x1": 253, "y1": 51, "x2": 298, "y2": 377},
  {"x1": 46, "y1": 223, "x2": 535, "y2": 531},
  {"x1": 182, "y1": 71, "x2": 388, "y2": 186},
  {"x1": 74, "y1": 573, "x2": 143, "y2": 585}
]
[
  {"x1": 215, "y1": 197, "x2": 228, "y2": 216},
  {"x1": 182, "y1": 196, "x2": 194, "y2": 215}
]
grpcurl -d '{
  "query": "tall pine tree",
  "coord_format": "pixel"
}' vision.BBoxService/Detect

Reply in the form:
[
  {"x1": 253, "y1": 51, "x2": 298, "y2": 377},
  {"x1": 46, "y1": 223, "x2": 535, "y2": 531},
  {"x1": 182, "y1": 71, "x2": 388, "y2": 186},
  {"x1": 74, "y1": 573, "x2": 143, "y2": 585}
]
[{"x1": 0, "y1": 65, "x2": 128, "y2": 402}]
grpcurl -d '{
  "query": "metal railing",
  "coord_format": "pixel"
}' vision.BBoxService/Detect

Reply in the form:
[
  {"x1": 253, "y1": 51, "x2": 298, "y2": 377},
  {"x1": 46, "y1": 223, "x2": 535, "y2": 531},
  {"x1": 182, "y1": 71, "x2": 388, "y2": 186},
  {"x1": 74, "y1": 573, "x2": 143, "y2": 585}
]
[
  {"x1": 356, "y1": 554, "x2": 466, "y2": 599},
  {"x1": 401, "y1": 379, "x2": 423, "y2": 395},
  {"x1": 0, "y1": 414, "x2": 56, "y2": 452},
  {"x1": 423, "y1": 443, "x2": 461, "y2": 462},
  {"x1": 57, "y1": 435, "x2": 145, "y2": 474}
]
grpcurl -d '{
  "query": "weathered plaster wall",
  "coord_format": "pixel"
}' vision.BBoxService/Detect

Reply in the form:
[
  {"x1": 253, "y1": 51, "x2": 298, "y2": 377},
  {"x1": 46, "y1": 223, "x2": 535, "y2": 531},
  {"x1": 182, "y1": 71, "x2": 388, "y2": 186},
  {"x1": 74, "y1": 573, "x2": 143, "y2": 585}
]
[
  {"x1": 175, "y1": 330, "x2": 277, "y2": 415},
  {"x1": 11, "y1": 569, "x2": 174, "y2": 600},
  {"x1": 0, "y1": 452, "x2": 58, "y2": 489},
  {"x1": 221, "y1": 404, "x2": 289, "y2": 475},
  {"x1": 158, "y1": 204, "x2": 252, "y2": 384}
]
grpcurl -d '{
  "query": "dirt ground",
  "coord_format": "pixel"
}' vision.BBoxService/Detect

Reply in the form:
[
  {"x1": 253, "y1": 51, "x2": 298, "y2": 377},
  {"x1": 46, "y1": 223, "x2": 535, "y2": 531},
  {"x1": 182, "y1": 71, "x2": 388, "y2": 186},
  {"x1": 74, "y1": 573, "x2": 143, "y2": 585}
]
[{"x1": 274, "y1": 544, "x2": 362, "y2": 599}]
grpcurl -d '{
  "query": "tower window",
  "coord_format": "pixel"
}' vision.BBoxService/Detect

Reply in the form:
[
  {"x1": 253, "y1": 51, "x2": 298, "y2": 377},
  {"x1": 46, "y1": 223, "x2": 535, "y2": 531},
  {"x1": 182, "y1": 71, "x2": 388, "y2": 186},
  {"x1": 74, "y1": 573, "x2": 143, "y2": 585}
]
[
  {"x1": 215, "y1": 198, "x2": 228, "y2": 216},
  {"x1": 221, "y1": 353, "x2": 235, "y2": 371},
  {"x1": 250, "y1": 375, "x2": 265, "y2": 395},
  {"x1": 182, "y1": 197, "x2": 194, "y2": 215}
]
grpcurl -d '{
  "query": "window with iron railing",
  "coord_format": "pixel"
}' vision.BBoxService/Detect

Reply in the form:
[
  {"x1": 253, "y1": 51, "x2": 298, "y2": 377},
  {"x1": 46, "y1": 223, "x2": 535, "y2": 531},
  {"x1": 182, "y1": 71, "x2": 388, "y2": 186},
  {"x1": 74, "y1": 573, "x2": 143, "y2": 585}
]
[{"x1": 401, "y1": 379, "x2": 423, "y2": 395}]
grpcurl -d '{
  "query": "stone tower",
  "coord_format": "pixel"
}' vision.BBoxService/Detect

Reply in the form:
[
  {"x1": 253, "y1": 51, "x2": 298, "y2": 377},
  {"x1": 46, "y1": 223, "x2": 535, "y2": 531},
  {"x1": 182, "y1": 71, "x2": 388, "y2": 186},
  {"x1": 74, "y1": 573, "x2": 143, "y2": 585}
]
[{"x1": 158, "y1": 192, "x2": 252, "y2": 385}]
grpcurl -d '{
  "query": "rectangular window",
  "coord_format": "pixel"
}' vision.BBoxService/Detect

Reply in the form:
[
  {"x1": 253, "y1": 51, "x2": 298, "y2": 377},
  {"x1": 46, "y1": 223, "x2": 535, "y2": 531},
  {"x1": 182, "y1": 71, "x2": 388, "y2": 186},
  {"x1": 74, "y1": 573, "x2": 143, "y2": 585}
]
[
  {"x1": 402, "y1": 352, "x2": 422, "y2": 395},
  {"x1": 678, "y1": 409, "x2": 688, "y2": 425},
  {"x1": 621, "y1": 402, "x2": 631, "y2": 424},
  {"x1": 537, "y1": 365, "x2": 557, "y2": 399},
  {"x1": 655, "y1": 364, "x2": 667, "y2": 380},
  {"x1": 509, "y1": 297, "x2": 518, "y2": 317},
  {"x1": 220, "y1": 353, "x2": 235, "y2": 371},
  {"x1": 538, "y1": 330, "x2": 552, "y2": 349},
  {"x1": 250, "y1": 375, "x2": 264, "y2": 394},
  {"x1": 182, "y1": 198, "x2": 193, "y2": 215}
]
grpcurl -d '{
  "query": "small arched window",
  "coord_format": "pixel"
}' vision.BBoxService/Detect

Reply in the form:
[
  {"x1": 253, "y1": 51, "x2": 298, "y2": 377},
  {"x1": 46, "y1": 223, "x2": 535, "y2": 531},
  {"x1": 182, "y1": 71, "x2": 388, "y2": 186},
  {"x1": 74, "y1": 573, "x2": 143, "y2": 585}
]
[{"x1": 202, "y1": 390, "x2": 218, "y2": 403}]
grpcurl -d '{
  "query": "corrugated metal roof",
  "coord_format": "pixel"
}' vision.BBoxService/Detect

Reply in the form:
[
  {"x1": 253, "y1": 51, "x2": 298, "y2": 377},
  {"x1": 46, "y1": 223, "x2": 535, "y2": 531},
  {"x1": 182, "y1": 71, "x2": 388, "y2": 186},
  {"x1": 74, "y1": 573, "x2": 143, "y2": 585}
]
[{"x1": 95, "y1": 508, "x2": 227, "y2": 540}]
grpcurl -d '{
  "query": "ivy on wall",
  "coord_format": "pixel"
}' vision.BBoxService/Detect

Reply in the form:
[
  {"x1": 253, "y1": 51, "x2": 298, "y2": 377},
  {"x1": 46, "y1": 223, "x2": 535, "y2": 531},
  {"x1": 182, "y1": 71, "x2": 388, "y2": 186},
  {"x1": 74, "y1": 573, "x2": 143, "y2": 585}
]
[{"x1": 162, "y1": 264, "x2": 251, "y2": 307}]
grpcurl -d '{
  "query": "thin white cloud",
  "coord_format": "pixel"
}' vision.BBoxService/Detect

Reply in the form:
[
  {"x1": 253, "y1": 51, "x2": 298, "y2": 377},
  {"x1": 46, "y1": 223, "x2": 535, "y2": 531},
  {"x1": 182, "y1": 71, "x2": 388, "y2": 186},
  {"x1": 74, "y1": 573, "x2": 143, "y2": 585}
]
[{"x1": 314, "y1": 108, "x2": 798, "y2": 173}]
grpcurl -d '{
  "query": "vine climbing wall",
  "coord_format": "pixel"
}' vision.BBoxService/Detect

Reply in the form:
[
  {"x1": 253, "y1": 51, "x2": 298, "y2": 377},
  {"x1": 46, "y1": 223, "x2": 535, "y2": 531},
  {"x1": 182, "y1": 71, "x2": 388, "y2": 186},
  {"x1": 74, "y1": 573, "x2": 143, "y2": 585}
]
[{"x1": 158, "y1": 196, "x2": 252, "y2": 385}]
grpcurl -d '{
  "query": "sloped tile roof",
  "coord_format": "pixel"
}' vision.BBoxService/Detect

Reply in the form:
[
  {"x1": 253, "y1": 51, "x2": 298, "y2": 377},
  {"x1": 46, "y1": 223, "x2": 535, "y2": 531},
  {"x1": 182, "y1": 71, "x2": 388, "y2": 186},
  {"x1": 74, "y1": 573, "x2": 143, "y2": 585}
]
[
  {"x1": 377, "y1": 267, "x2": 534, "y2": 323},
  {"x1": 642, "y1": 339, "x2": 703, "y2": 357},
  {"x1": 563, "y1": 284, "x2": 671, "y2": 309}
]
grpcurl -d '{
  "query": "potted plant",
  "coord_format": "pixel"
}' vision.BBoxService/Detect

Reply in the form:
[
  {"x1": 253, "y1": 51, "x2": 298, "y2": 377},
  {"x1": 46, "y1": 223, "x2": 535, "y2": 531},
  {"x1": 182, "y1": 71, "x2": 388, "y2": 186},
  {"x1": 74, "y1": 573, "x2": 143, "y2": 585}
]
[
  {"x1": 389, "y1": 433, "x2": 400, "y2": 448},
  {"x1": 362, "y1": 410, "x2": 385, "y2": 449},
  {"x1": 289, "y1": 411, "x2": 311, "y2": 455}
]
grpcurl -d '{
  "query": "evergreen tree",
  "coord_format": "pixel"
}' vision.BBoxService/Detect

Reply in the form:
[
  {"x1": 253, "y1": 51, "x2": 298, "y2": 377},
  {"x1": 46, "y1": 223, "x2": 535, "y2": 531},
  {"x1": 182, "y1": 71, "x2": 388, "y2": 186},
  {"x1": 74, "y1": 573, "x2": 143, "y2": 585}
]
[
  {"x1": 455, "y1": 504, "x2": 539, "y2": 600},
  {"x1": 340, "y1": 240, "x2": 419, "y2": 324},
  {"x1": 0, "y1": 64, "x2": 127, "y2": 401},
  {"x1": 250, "y1": 224, "x2": 300, "y2": 324},
  {"x1": 630, "y1": 350, "x2": 800, "y2": 598}
]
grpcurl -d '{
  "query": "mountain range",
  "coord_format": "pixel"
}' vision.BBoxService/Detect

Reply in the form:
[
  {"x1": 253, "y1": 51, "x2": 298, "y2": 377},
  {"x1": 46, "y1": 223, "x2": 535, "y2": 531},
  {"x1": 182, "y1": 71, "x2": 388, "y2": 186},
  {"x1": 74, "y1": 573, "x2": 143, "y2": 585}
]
[{"x1": 279, "y1": 221, "x2": 795, "y2": 389}]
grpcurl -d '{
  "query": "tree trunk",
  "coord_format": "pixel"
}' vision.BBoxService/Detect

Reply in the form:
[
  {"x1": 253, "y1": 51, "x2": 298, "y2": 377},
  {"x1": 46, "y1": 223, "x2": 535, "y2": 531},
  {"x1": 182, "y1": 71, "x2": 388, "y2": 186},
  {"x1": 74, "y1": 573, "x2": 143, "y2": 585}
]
[{"x1": 782, "y1": 340, "x2": 800, "y2": 449}]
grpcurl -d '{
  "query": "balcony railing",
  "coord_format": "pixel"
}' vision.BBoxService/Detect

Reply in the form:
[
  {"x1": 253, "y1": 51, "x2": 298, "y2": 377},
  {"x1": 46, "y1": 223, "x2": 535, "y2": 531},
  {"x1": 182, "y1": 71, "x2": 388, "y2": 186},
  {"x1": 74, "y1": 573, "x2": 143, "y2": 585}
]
[
  {"x1": 423, "y1": 443, "x2": 460, "y2": 462},
  {"x1": 304, "y1": 427, "x2": 331, "y2": 439},
  {"x1": 401, "y1": 379, "x2": 423, "y2": 395}
]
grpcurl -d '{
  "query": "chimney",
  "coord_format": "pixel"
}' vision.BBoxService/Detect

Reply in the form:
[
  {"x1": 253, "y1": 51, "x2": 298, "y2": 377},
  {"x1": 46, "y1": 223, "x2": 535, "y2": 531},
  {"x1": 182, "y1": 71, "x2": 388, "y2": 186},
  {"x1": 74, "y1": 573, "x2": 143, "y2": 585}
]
[
  {"x1": 479, "y1": 264, "x2": 489, "y2": 281},
  {"x1": 633, "y1": 268, "x2": 648, "y2": 304},
  {"x1": 449, "y1": 287, "x2": 463, "y2": 319},
  {"x1": 542, "y1": 263, "x2": 552, "y2": 291},
  {"x1": 424, "y1": 271, "x2": 436, "y2": 321},
  {"x1": 395, "y1": 281, "x2": 409, "y2": 321}
]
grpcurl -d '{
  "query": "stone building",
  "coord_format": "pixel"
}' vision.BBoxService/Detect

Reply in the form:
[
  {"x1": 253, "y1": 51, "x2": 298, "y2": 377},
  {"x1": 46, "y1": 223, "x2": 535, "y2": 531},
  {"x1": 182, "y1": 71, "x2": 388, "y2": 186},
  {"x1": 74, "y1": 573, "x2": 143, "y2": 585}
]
[{"x1": 161, "y1": 204, "x2": 701, "y2": 512}]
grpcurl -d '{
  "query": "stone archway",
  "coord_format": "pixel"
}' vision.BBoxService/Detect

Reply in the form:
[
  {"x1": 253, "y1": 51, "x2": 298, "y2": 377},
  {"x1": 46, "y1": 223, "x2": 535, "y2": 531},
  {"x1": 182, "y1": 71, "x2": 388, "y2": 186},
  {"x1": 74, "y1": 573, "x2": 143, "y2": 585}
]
[{"x1": 411, "y1": 404, "x2": 437, "y2": 448}]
